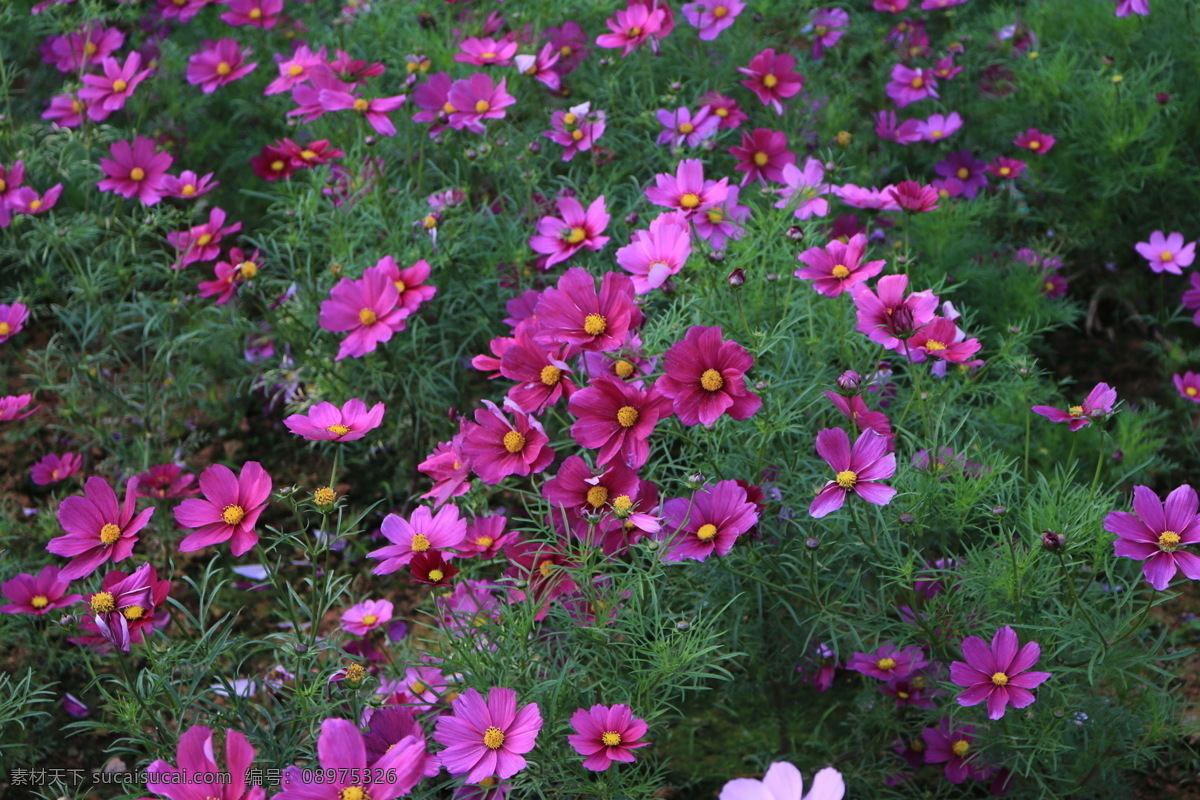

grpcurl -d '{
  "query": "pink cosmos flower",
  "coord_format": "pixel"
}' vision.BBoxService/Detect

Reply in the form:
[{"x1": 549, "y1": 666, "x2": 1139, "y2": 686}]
[
  {"x1": 31, "y1": 451, "x2": 82, "y2": 485},
  {"x1": 459, "y1": 400, "x2": 555, "y2": 484},
  {"x1": 0, "y1": 393, "x2": 38, "y2": 421},
  {"x1": 905, "y1": 316, "x2": 982, "y2": 364},
  {"x1": 434, "y1": 687, "x2": 543, "y2": 783},
  {"x1": 340, "y1": 599, "x2": 394, "y2": 636},
  {"x1": 264, "y1": 45, "x2": 326, "y2": 95},
  {"x1": 616, "y1": 213, "x2": 692, "y2": 294},
  {"x1": 1, "y1": 565, "x2": 81, "y2": 615},
  {"x1": 645, "y1": 158, "x2": 729, "y2": 217},
  {"x1": 284, "y1": 399, "x2": 385, "y2": 441},
  {"x1": 874, "y1": 0, "x2": 909, "y2": 9},
  {"x1": 41, "y1": 25, "x2": 124, "y2": 73},
  {"x1": 934, "y1": 150, "x2": 988, "y2": 198},
  {"x1": 774, "y1": 159, "x2": 830, "y2": 219},
  {"x1": 682, "y1": 1, "x2": 745, "y2": 40},
  {"x1": 720, "y1": 762, "x2": 845, "y2": 800},
  {"x1": 156, "y1": 0, "x2": 208, "y2": 22},
  {"x1": 825, "y1": 391, "x2": 893, "y2": 441},
  {"x1": 448, "y1": 74, "x2": 515, "y2": 134},
  {"x1": 846, "y1": 641, "x2": 928, "y2": 680},
  {"x1": 922, "y1": 0, "x2": 969, "y2": 7},
  {"x1": 886, "y1": 64, "x2": 939, "y2": 108},
  {"x1": 888, "y1": 181, "x2": 941, "y2": 212},
  {"x1": 700, "y1": 91, "x2": 747, "y2": 129},
  {"x1": 1184, "y1": 273, "x2": 1200, "y2": 325},
  {"x1": 0, "y1": 302, "x2": 30, "y2": 343},
  {"x1": 850, "y1": 274, "x2": 939, "y2": 350},
  {"x1": 410, "y1": 72, "x2": 454, "y2": 137},
  {"x1": 373, "y1": 255, "x2": 438, "y2": 315},
  {"x1": 738, "y1": 48, "x2": 804, "y2": 115},
  {"x1": 370, "y1": 505, "x2": 468, "y2": 573},
  {"x1": 656, "y1": 325, "x2": 761, "y2": 426},
  {"x1": 568, "y1": 374, "x2": 671, "y2": 468},
  {"x1": 730, "y1": 128, "x2": 795, "y2": 185},
  {"x1": 873, "y1": 109, "x2": 922, "y2": 144},
  {"x1": 547, "y1": 21, "x2": 589, "y2": 73},
  {"x1": 458, "y1": 515, "x2": 511, "y2": 559},
  {"x1": 657, "y1": 106, "x2": 719, "y2": 149},
  {"x1": 1031, "y1": 382, "x2": 1117, "y2": 431},
  {"x1": 1105, "y1": 484, "x2": 1200, "y2": 591},
  {"x1": 97, "y1": 136, "x2": 174, "y2": 206},
  {"x1": 47, "y1": 477, "x2": 153, "y2": 580},
  {"x1": 79, "y1": 52, "x2": 152, "y2": 121},
  {"x1": 418, "y1": 438, "x2": 472, "y2": 507},
  {"x1": 950, "y1": 626, "x2": 1051, "y2": 720},
  {"x1": 135, "y1": 464, "x2": 198, "y2": 499},
  {"x1": 596, "y1": 3, "x2": 666, "y2": 55},
  {"x1": 529, "y1": 195, "x2": 610, "y2": 268},
  {"x1": 174, "y1": 462, "x2": 272, "y2": 557},
  {"x1": 277, "y1": 718, "x2": 426, "y2": 800},
  {"x1": 1135, "y1": 230, "x2": 1195, "y2": 275},
  {"x1": 543, "y1": 456, "x2": 639, "y2": 526},
  {"x1": 186, "y1": 39, "x2": 257, "y2": 94},
  {"x1": 810, "y1": 8, "x2": 850, "y2": 59},
  {"x1": 456, "y1": 36, "x2": 518, "y2": 66},
  {"x1": 515, "y1": 44, "x2": 562, "y2": 91},
  {"x1": 810, "y1": 429, "x2": 897, "y2": 518},
  {"x1": 916, "y1": 111, "x2": 962, "y2": 142},
  {"x1": 145, "y1": 726, "x2": 266, "y2": 800},
  {"x1": 986, "y1": 156, "x2": 1026, "y2": 180},
  {"x1": 499, "y1": 327, "x2": 578, "y2": 416},
  {"x1": 1113, "y1": 0, "x2": 1149, "y2": 17},
  {"x1": 220, "y1": 0, "x2": 283, "y2": 28},
  {"x1": 197, "y1": 247, "x2": 261, "y2": 304},
  {"x1": 163, "y1": 170, "x2": 218, "y2": 200},
  {"x1": 168, "y1": 207, "x2": 241, "y2": 268},
  {"x1": 10, "y1": 184, "x2": 64, "y2": 216},
  {"x1": 1014, "y1": 127, "x2": 1055, "y2": 154},
  {"x1": 661, "y1": 480, "x2": 758, "y2": 561},
  {"x1": 75, "y1": 563, "x2": 170, "y2": 653},
  {"x1": 694, "y1": 186, "x2": 751, "y2": 250},
  {"x1": 921, "y1": 720, "x2": 992, "y2": 784},
  {"x1": 1175, "y1": 371, "x2": 1200, "y2": 402},
  {"x1": 320, "y1": 89, "x2": 408, "y2": 137},
  {"x1": 795, "y1": 233, "x2": 885, "y2": 297},
  {"x1": 43, "y1": 93, "x2": 88, "y2": 128},
  {"x1": 288, "y1": 72, "x2": 352, "y2": 124},
  {"x1": 533, "y1": 268, "x2": 642, "y2": 353},
  {"x1": 568, "y1": 705, "x2": 650, "y2": 772},
  {"x1": 319, "y1": 265, "x2": 410, "y2": 360},
  {"x1": 544, "y1": 102, "x2": 606, "y2": 161}
]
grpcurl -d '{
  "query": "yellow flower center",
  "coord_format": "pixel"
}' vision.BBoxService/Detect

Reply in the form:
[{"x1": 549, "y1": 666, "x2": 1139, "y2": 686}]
[
  {"x1": 563, "y1": 112, "x2": 578, "y2": 125},
  {"x1": 249, "y1": 7, "x2": 262, "y2": 18},
  {"x1": 409, "y1": 679, "x2": 428, "y2": 694},
  {"x1": 112, "y1": 79, "x2": 128, "y2": 92},
  {"x1": 560, "y1": 45, "x2": 573, "y2": 56},
  {"x1": 713, "y1": 5, "x2": 729, "y2": 18},
  {"x1": 584, "y1": 313, "x2": 607, "y2": 336},
  {"x1": 911, "y1": 77, "x2": 924, "y2": 88},
  {"x1": 762, "y1": 73, "x2": 778, "y2": 88},
  {"x1": 481, "y1": 52, "x2": 497, "y2": 59},
  {"x1": 0, "y1": 323, "x2": 10, "y2": 336},
  {"x1": 238, "y1": 261, "x2": 258, "y2": 279},
  {"x1": 31, "y1": 595, "x2": 49, "y2": 609},
  {"x1": 222, "y1": 504, "x2": 246, "y2": 525},
  {"x1": 931, "y1": 129, "x2": 943, "y2": 139},
  {"x1": 1159, "y1": 530, "x2": 1181, "y2": 550},
  {"x1": 831, "y1": 264, "x2": 850, "y2": 279},
  {"x1": 679, "y1": 122, "x2": 695, "y2": 134},
  {"x1": 483, "y1": 726, "x2": 506, "y2": 749},
  {"x1": 428, "y1": 569, "x2": 444, "y2": 582},
  {"x1": 571, "y1": 129, "x2": 584, "y2": 141},
  {"x1": 476, "y1": 535, "x2": 494, "y2": 548},
  {"x1": 361, "y1": 614, "x2": 378, "y2": 626},
  {"x1": 411, "y1": 533, "x2": 431, "y2": 552},
  {"x1": 480, "y1": 776, "x2": 498, "y2": 787},
  {"x1": 327, "y1": 423, "x2": 351, "y2": 437},
  {"x1": 565, "y1": 227, "x2": 587, "y2": 244},
  {"x1": 130, "y1": 167, "x2": 146, "y2": 181},
  {"x1": 270, "y1": 159, "x2": 286, "y2": 172},
  {"x1": 955, "y1": 168, "x2": 970, "y2": 181},
  {"x1": 716, "y1": 107, "x2": 729, "y2": 117},
  {"x1": 1068, "y1": 405, "x2": 1085, "y2": 417},
  {"x1": 700, "y1": 369, "x2": 724, "y2": 391},
  {"x1": 474, "y1": 99, "x2": 491, "y2": 113},
  {"x1": 924, "y1": 340, "x2": 947, "y2": 351},
  {"x1": 90, "y1": 592, "x2": 116, "y2": 614},
  {"x1": 538, "y1": 558, "x2": 556, "y2": 578},
  {"x1": 999, "y1": 167, "x2": 1012, "y2": 177},
  {"x1": 85, "y1": 42, "x2": 98, "y2": 55},
  {"x1": 629, "y1": 26, "x2": 642, "y2": 36},
  {"x1": 1029, "y1": 140, "x2": 1041, "y2": 150},
  {"x1": 313, "y1": 486, "x2": 336, "y2": 506},
  {"x1": 358, "y1": 307, "x2": 378, "y2": 325},
  {"x1": 753, "y1": 151, "x2": 769, "y2": 166},
  {"x1": 876, "y1": 656, "x2": 896, "y2": 671},
  {"x1": 122, "y1": 605, "x2": 145, "y2": 621},
  {"x1": 1187, "y1": 387, "x2": 1198, "y2": 397},
  {"x1": 540, "y1": 365, "x2": 562, "y2": 386},
  {"x1": 216, "y1": 61, "x2": 232, "y2": 76},
  {"x1": 617, "y1": 406, "x2": 639, "y2": 427},
  {"x1": 99, "y1": 523, "x2": 122, "y2": 545},
  {"x1": 70, "y1": 99, "x2": 83, "y2": 112},
  {"x1": 613, "y1": 495, "x2": 633, "y2": 512},
  {"x1": 340, "y1": 787, "x2": 369, "y2": 800},
  {"x1": 288, "y1": 64, "x2": 304, "y2": 76},
  {"x1": 836, "y1": 470, "x2": 858, "y2": 489},
  {"x1": 952, "y1": 740, "x2": 970, "y2": 758},
  {"x1": 706, "y1": 209, "x2": 725, "y2": 223},
  {"x1": 181, "y1": 183, "x2": 197, "y2": 196},
  {"x1": 696, "y1": 523, "x2": 718, "y2": 541},
  {"x1": 196, "y1": 233, "x2": 213, "y2": 246},
  {"x1": 1161, "y1": 250, "x2": 1174, "y2": 262},
  {"x1": 422, "y1": 215, "x2": 438, "y2": 229},
  {"x1": 442, "y1": 101, "x2": 457, "y2": 114},
  {"x1": 601, "y1": 731, "x2": 623, "y2": 746},
  {"x1": 679, "y1": 192, "x2": 701, "y2": 209},
  {"x1": 345, "y1": 664, "x2": 365, "y2": 682},
  {"x1": 587, "y1": 485, "x2": 609, "y2": 508},
  {"x1": 991, "y1": 672, "x2": 1009, "y2": 686},
  {"x1": 353, "y1": 98, "x2": 370, "y2": 112},
  {"x1": 503, "y1": 431, "x2": 525, "y2": 453},
  {"x1": 615, "y1": 360, "x2": 635, "y2": 378}
]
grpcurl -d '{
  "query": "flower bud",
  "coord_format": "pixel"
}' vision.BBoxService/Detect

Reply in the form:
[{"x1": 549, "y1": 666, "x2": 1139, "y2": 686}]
[
  {"x1": 686, "y1": 471, "x2": 705, "y2": 489},
  {"x1": 625, "y1": 212, "x2": 639, "y2": 226},
  {"x1": 708, "y1": 249, "x2": 725, "y2": 263},
  {"x1": 786, "y1": 225, "x2": 805, "y2": 241},
  {"x1": 676, "y1": 619, "x2": 691, "y2": 631},
  {"x1": 727, "y1": 268, "x2": 746, "y2": 287},
  {"x1": 836, "y1": 370, "x2": 862, "y2": 395},
  {"x1": 364, "y1": 136, "x2": 377, "y2": 147},
  {"x1": 527, "y1": 140, "x2": 542, "y2": 154},
  {"x1": 1041, "y1": 530, "x2": 1065, "y2": 551},
  {"x1": 805, "y1": 537, "x2": 820, "y2": 550},
  {"x1": 1156, "y1": 92, "x2": 1171, "y2": 105},
  {"x1": 991, "y1": 505, "x2": 1008, "y2": 517},
  {"x1": 898, "y1": 512, "x2": 915, "y2": 525}
]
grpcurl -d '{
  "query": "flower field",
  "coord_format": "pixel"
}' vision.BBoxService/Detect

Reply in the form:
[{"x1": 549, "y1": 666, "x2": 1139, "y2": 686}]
[{"x1": 3, "y1": 0, "x2": 1200, "y2": 798}]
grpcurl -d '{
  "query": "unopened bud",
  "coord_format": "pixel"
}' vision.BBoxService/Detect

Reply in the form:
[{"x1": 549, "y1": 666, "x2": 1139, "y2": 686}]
[
  {"x1": 991, "y1": 505, "x2": 1008, "y2": 517},
  {"x1": 805, "y1": 537, "x2": 820, "y2": 550},
  {"x1": 727, "y1": 268, "x2": 745, "y2": 287},
  {"x1": 836, "y1": 370, "x2": 862, "y2": 395},
  {"x1": 1041, "y1": 530, "x2": 1065, "y2": 551},
  {"x1": 786, "y1": 225, "x2": 805, "y2": 241},
  {"x1": 676, "y1": 619, "x2": 691, "y2": 631},
  {"x1": 898, "y1": 512, "x2": 915, "y2": 525}
]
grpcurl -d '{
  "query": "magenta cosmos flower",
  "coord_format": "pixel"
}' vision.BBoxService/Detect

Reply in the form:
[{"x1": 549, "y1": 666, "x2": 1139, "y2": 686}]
[
  {"x1": 568, "y1": 374, "x2": 671, "y2": 468},
  {"x1": 950, "y1": 626, "x2": 1051, "y2": 720},
  {"x1": 1, "y1": 565, "x2": 81, "y2": 615},
  {"x1": 810, "y1": 8, "x2": 850, "y2": 59},
  {"x1": 31, "y1": 451, "x2": 82, "y2": 485},
  {"x1": 1135, "y1": 230, "x2": 1195, "y2": 275},
  {"x1": 1174, "y1": 371, "x2": 1200, "y2": 402},
  {"x1": 46, "y1": 477, "x2": 153, "y2": 580},
  {"x1": 459, "y1": 400, "x2": 555, "y2": 484},
  {"x1": 683, "y1": 0, "x2": 745, "y2": 40},
  {"x1": 617, "y1": 213, "x2": 692, "y2": 294},
  {"x1": 795, "y1": 233, "x2": 885, "y2": 297},
  {"x1": 0, "y1": 301, "x2": 30, "y2": 342},
  {"x1": 277, "y1": 718, "x2": 427, "y2": 800},
  {"x1": 320, "y1": 88, "x2": 408, "y2": 137},
  {"x1": 221, "y1": 0, "x2": 283, "y2": 28},
  {"x1": 0, "y1": 393, "x2": 38, "y2": 421},
  {"x1": 809, "y1": 429, "x2": 896, "y2": 518},
  {"x1": 544, "y1": 102, "x2": 606, "y2": 161},
  {"x1": 1031, "y1": 382, "x2": 1117, "y2": 431},
  {"x1": 434, "y1": 687, "x2": 543, "y2": 783},
  {"x1": 284, "y1": 398, "x2": 385, "y2": 441},
  {"x1": 720, "y1": 762, "x2": 845, "y2": 800},
  {"x1": 78, "y1": 52, "x2": 152, "y2": 121},
  {"x1": 319, "y1": 265, "x2": 409, "y2": 360},
  {"x1": 146, "y1": 726, "x2": 266, "y2": 800},
  {"x1": 738, "y1": 49, "x2": 803, "y2": 115},
  {"x1": 568, "y1": 704, "x2": 650, "y2": 772},
  {"x1": 533, "y1": 268, "x2": 642, "y2": 352},
  {"x1": 529, "y1": 195, "x2": 610, "y2": 268},
  {"x1": 1014, "y1": 127, "x2": 1055, "y2": 154},
  {"x1": 187, "y1": 38, "x2": 257, "y2": 94},
  {"x1": 851, "y1": 274, "x2": 939, "y2": 351},
  {"x1": 372, "y1": 255, "x2": 437, "y2": 314},
  {"x1": 656, "y1": 325, "x2": 761, "y2": 426},
  {"x1": 730, "y1": 127, "x2": 795, "y2": 185},
  {"x1": 447, "y1": 74, "x2": 515, "y2": 134},
  {"x1": 661, "y1": 479, "x2": 759, "y2": 561},
  {"x1": 1105, "y1": 484, "x2": 1200, "y2": 591},
  {"x1": 340, "y1": 598, "x2": 394, "y2": 635},
  {"x1": 886, "y1": 64, "x2": 938, "y2": 108},
  {"x1": 774, "y1": 158, "x2": 830, "y2": 220},
  {"x1": 174, "y1": 462, "x2": 272, "y2": 556},
  {"x1": 656, "y1": 106, "x2": 719, "y2": 149},
  {"x1": 456, "y1": 35, "x2": 518, "y2": 66},
  {"x1": 369, "y1": 504, "x2": 467, "y2": 573},
  {"x1": 846, "y1": 641, "x2": 929, "y2": 681},
  {"x1": 921, "y1": 720, "x2": 992, "y2": 784},
  {"x1": 499, "y1": 327, "x2": 578, "y2": 416},
  {"x1": 596, "y1": 3, "x2": 666, "y2": 56},
  {"x1": 1113, "y1": 0, "x2": 1149, "y2": 17},
  {"x1": 645, "y1": 158, "x2": 729, "y2": 217},
  {"x1": 97, "y1": 136, "x2": 174, "y2": 205},
  {"x1": 168, "y1": 207, "x2": 241, "y2": 268}
]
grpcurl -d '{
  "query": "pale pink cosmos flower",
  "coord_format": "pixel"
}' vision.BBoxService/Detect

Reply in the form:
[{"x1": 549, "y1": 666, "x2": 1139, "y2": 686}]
[
  {"x1": 568, "y1": 704, "x2": 650, "y2": 771},
  {"x1": 448, "y1": 74, "x2": 516, "y2": 134},
  {"x1": 617, "y1": 213, "x2": 692, "y2": 294},
  {"x1": 97, "y1": 137, "x2": 174, "y2": 206},
  {"x1": 340, "y1": 599, "x2": 394, "y2": 636},
  {"x1": 0, "y1": 302, "x2": 30, "y2": 342},
  {"x1": 284, "y1": 399, "x2": 385, "y2": 441},
  {"x1": 645, "y1": 158, "x2": 729, "y2": 217},
  {"x1": 809, "y1": 428, "x2": 897, "y2": 518},
  {"x1": 916, "y1": 111, "x2": 962, "y2": 142},
  {"x1": 319, "y1": 265, "x2": 410, "y2": 360},
  {"x1": 796, "y1": 234, "x2": 885, "y2": 297},
  {"x1": 456, "y1": 36, "x2": 518, "y2": 66},
  {"x1": 529, "y1": 195, "x2": 611, "y2": 268},
  {"x1": 874, "y1": 109, "x2": 922, "y2": 144},
  {"x1": 47, "y1": 477, "x2": 154, "y2": 580},
  {"x1": 1135, "y1": 230, "x2": 1195, "y2": 275},
  {"x1": 834, "y1": 183, "x2": 900, "y2": 211},
  {"x1": 656, "y1": 106, "x2": 719, "y2": 148},
  {"x1": 682, "y1": 1, "x2": 746, "y2": 41},
  {"x1": 186, "y1": 39, "x2": 257, "y2": 94},
  {"x1": 514, "y1": 43, "x2": 562, "y2": 91},
  {"x1": 369, "y1": 505, "x2": 468, "y2": 573},
  {"x1": 544, "y1": 102, "x2": 606, "y2": 161},
  {"x1": 434, "y1": 687, "x2": 543, "y2": 784},
  {"x1": 950, "y1": 626, "x2": 1051, "y2": 720},
  {"x1": 276, "y1": 718, "x2": 426, "y2": 800},
  {"x1": 774, "y1": 158, "x2": 830, "y2": 220},
  {"x1": 720, "y1": 762, "x2": 846, "y2": 800},
  {"x1": 288, "y1": 72, "x2": 352, "y2": 124},
  {"x1": 1031, "y1": 382, "x2": 1117, "y2": 431},
  {"x1": 694, "y1": 187, "x2": 750, "y2": 250},
  {"x1": 174, "y1": 462, "x2": 272, "y2": 557},
  {"x1": 596, "y1": 3, "x2": 666, "y2": 56},
  {"x1": 79, "y1": 52, "x2": 153, "y2": 121},
  {"x1": 1105, "y1": 484, "x2": 1200, "y2": 590}
]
